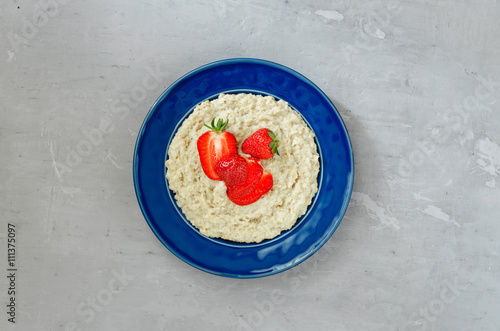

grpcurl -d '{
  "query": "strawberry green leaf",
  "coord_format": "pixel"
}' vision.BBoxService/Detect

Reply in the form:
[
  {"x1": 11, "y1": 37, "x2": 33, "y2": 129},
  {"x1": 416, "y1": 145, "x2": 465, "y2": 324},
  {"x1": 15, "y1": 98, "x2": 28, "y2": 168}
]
[
  {"x1": 267, "y1": 130, "x2": 280, "y2": 156},
  {"x1": 204, "y1": 117, "x2": 229, "y2": 134}
]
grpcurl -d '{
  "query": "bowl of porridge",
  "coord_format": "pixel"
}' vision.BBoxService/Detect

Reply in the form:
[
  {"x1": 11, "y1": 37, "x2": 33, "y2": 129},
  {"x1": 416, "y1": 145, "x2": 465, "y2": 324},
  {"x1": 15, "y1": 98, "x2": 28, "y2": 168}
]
[{"x1": 133, "y1": 58, "x2": 354, "y2": 278}]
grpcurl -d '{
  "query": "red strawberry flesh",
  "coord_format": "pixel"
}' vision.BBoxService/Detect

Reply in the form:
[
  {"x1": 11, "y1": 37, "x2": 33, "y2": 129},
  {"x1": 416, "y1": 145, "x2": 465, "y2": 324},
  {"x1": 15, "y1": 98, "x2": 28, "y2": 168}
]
[
  {"x1": 228, "y1": 171, "x2": 273, "y2": 206},
  {"x1": 197, "y1": 118, "x2": 237, "y2": 181},
  {"x1": 215, "y1": 154, "x2": 248, "y2": 186},
  {"x1": 226, "y1": 157, "x2": 263, "y2": 199}
]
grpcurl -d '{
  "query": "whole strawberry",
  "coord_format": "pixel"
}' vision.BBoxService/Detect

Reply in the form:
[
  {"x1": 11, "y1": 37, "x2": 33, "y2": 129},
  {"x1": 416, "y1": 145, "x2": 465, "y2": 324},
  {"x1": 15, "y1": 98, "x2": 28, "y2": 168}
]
[{"x1": 242, "y1": 128, "x2": 280, "y2": 159}]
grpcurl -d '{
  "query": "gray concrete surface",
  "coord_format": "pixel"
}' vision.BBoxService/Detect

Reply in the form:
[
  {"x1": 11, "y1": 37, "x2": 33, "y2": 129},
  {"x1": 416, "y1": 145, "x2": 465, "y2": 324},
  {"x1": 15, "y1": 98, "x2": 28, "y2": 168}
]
[{"x1": 1, "y1": 1, "x2": 499, "y2": 330}]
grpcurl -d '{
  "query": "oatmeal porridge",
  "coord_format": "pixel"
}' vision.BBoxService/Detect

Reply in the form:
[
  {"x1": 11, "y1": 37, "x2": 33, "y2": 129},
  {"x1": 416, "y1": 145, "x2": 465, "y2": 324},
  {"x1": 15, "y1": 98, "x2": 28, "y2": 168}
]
[{"x1": 165, "y1": 93, "x2": 320, "y2": 243}]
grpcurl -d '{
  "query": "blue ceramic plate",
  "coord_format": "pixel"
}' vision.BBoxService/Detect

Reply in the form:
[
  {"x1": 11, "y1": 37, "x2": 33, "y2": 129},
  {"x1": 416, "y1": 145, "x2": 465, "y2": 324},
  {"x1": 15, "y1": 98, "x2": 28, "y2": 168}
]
[{"x1": 133, "y1": 58, "x2": 354, "y2": 278}]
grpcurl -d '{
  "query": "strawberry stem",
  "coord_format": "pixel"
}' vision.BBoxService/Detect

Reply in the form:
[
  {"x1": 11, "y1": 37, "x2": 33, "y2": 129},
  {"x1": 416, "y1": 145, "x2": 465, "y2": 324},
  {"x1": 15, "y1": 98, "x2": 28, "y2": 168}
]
[
  {"x1": 204, "y1": 118, "x2": 229, "y2": 134},
  {"x1": 268, "y1": 131, "x2": 280, "y2": 156}
]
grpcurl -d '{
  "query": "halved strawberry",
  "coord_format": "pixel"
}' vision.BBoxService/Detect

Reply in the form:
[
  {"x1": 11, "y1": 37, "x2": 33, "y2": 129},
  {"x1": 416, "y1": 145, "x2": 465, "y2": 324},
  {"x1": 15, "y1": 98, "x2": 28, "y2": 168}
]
[
  {"x1": 197, "y1": 118, "x2": 237, "y2": 180},
  {"x1": 226, "y1": 157, "x2": 263, "y2": 199},
  {"x1": 242, "y1": 128, "x2": 280, "y2": 159},
  {"x1": 227, "y1": 171, "x2": 273, "y2": 206},
  {"x1": 215, "y1": 154, "x2": 248, "y2": 186}
]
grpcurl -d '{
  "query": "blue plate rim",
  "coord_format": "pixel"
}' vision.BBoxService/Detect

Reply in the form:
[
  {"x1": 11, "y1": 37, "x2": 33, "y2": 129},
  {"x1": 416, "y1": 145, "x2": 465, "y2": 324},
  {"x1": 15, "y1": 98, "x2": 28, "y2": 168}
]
[{"x1": 133, "y1": 57, "x2": 354, "y2": 278}]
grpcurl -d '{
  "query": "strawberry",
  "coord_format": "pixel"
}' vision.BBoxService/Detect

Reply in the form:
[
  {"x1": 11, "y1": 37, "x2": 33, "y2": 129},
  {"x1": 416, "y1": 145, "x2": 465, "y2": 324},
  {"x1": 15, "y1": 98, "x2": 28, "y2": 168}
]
[
  {"x1": 226, "y1": 157, "x2": 263, "y2": 199},
  {"x1": 227, "y1": 171, "x2": 273, "y2": 206},
  {"x1": 242, "y1": 128, "x2": 280, "y2": 159},
  {"x1": 215, "y1": 154, "x2": 248, "y2": 186},
  {"x1": 197, "y1": 118, "x2": 237, "y2": 180}
]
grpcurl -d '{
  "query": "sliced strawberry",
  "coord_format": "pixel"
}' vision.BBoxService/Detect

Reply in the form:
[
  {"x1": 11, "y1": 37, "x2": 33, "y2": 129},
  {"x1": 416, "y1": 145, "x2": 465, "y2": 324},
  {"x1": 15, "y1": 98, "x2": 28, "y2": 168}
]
[
  {"x1": 197, "y1": 118, "x2": 237, "y2": 180},
  {"x1": 215, "y1": 154, "x2": 248, "y2": 186},
  {"x1": 228, "y1": 171, "x2": 273, "y2": 206},
  {"x1": 226, "y1": 157, "x2": 263, "y2": 199},
  {"x1": 242, "y1": 128, "x2": 280, "y2": 159}
]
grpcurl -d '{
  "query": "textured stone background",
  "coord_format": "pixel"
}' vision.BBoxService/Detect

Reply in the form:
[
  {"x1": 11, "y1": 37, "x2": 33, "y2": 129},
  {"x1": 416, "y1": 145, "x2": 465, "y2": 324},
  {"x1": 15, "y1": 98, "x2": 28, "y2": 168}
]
[{"x1": 1, "y1": 1, "x2": 499, "y2": 330}]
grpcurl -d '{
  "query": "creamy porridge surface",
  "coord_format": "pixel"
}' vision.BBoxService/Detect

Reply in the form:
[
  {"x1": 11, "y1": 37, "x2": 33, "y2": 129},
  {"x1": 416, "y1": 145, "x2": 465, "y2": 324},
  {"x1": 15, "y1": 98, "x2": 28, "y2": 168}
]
[{"x1": 165, "y1": 93, "x2": 320, "y2": 243}]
